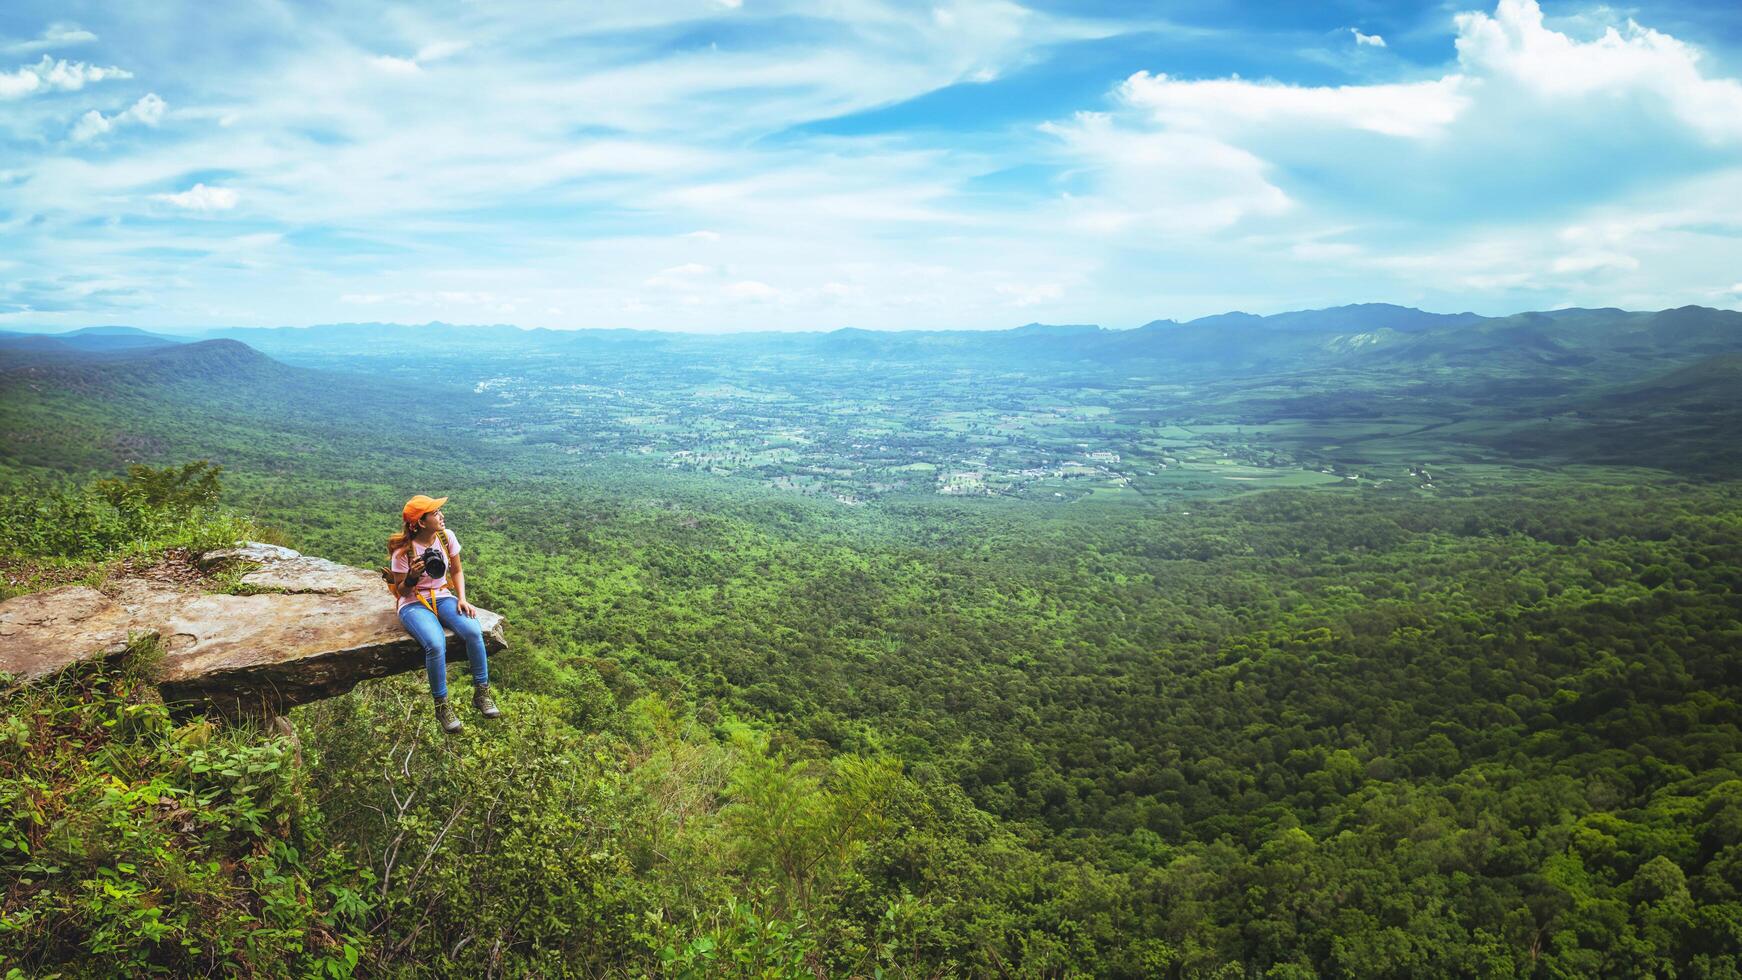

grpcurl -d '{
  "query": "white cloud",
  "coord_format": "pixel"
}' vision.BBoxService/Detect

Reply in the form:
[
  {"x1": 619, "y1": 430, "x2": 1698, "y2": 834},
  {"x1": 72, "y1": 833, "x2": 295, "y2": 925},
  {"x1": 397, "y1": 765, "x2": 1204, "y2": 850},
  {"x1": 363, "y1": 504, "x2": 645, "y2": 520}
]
[
  {"x1": 414, "y1": 41, "x2": 469, "y2": 63},
  {"x1": 70, "y1": 110, "x2": 110, "y2": 142},
  {"x1": 130, "y1": 94, "x2": 167, "y2": 125},
  {"x1": 368, "y1": 54, "x2": 422, "y2": 74},
  {"x1": 683, "y1": 230, "x2": 722, "y2": 241},
  {"x1": 337, "y1": 289, "x2": 521, "y2": 312},
  {"x1": 1040, "y1": 111, "x2": 1291, "y2": 234},
  {"x1": 996, "y1": 281, "x2": 1062, "y2": 306},
  {"x1": 152, "y1": 183, "x2": 239, "y2": 211},
  {"x1": 370, "y1": 39, "x2": 470, "y2": 74},
  {"x1": 1351, "y1": 29, "x2": 1386, "y2": 48},
  {"x1": 1322, "y1": 165, "x2": 1742, "y2": 307},
  {"x1": 1550, "y1": 251, "x2": 1638, "y2": 274},
  {"x1": 725, "y1": 279, "x2": 779, "y2": 301},
  {"x1": 817, "y1": 281, "x2": 861, "y2": 302},
  {"x1": 643, "y1": 263, "x2": 716, "y2": 289},
  {"x1": 1455, "y1": 0, "x2": 1742, "y2": 141},
  {"x1": 1113, "y1": 0, "x2": 1742, "y2": 146},
  {"x1": 70, "y1": 92, "x2": 166, "y2": 142},
  {"x1": 1120, "y1": 71, "x2": 1466, "y2": 139},
  {"x1": 0, "y1": 55, "x2": 130, "y2": 99},
  {"x1": 6, "y1": 23, "x2": 99, "y2": 54},
  {"x1": 435, "y1": 290, "x2": 496, "y2": 304}
]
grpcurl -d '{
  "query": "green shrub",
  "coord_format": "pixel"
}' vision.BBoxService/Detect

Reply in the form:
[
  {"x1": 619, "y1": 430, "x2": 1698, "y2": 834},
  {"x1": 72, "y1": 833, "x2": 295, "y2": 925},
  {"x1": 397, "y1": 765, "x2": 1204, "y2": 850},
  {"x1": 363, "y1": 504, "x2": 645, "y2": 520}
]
[
  {"x1": 0, "y1": 461, "x2": 256, "y2": 565},
  {"x1": 0, "y1": 645, "x2": 371, "y2": 976}
]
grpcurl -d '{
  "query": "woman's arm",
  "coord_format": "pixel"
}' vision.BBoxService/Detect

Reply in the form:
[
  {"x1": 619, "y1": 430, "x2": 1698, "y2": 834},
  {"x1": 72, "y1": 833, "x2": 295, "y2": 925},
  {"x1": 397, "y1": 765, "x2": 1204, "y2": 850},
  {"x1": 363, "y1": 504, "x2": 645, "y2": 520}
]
[{"x1": 451, "y1": 552, "x2": 476, "y2": 617}]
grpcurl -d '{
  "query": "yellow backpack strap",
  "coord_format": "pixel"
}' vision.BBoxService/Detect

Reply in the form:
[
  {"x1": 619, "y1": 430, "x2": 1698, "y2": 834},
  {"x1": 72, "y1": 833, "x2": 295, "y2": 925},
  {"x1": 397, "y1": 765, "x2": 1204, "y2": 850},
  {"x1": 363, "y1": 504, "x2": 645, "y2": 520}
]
[{"x1": 388, "y1": 543, "x2": 411, "y2": 598}]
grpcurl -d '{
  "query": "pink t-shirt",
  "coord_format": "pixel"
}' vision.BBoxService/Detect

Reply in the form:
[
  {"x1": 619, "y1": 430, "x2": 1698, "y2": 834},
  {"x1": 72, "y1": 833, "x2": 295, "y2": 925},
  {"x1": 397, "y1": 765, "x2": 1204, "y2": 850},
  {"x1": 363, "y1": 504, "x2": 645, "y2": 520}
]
[{"x1": 391, "y1": 529, "x2": 461, "y2": 611}]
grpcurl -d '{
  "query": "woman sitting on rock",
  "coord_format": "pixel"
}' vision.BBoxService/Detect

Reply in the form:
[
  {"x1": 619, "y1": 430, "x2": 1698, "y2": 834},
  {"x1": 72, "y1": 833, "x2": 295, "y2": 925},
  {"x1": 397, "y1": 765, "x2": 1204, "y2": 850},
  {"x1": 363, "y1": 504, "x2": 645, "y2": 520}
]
[{"x1": 390, "y1": 494, "x2": 501, "y2": 734}]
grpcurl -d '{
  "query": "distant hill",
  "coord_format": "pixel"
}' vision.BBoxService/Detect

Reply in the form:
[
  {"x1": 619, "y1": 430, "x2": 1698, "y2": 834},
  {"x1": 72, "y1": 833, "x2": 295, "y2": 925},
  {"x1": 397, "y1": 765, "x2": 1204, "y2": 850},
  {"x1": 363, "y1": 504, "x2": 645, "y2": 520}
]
[
  {"x1": 0, "y1": 334, "x2": 84, "y2": 360},
  {"x1": 1009, "y1": 322, "x2": 1104, "y2": 335},
  {"x1": 1, "y1": 339, "x2": 277, "y2": 390},
  {"x1": 64, "y1": 325, "x2": 183, "y2": 344},
  {"x1": 200, "y1": 321, "x2": 553, "y2": 354},
  {"x1": 0, "y1": 337, "x2": 485, "y2": 474},
  {"x1": 0, "y1": 325, "x2": 183, "y2": 357},
  {"x1": 1089, "y1": 303, "x2": 1485, "y2": 374},
  {"x1": 1471, "y1": 351, "x2": 1742, "y2": 477},
  {"x1": 709, "y1": 306, "x2": 1489, "y2": 371},
  {"x1": 1169, "y1": 303, "x2": 1485, "y2": 335},
  {"x1": 1363, "y1": 306, "x2": 1742, "y2": 378},
  {"x1": 1594, "y1": 351, "x2": 1742, "y2": 410}
]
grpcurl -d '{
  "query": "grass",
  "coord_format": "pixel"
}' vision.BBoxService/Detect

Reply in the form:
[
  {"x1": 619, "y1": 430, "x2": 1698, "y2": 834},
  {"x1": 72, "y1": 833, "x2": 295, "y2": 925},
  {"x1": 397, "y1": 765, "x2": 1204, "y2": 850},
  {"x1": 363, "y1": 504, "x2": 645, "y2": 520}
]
[{"x1": 198, "y1": 559, "x2": 291, "y2": 596}]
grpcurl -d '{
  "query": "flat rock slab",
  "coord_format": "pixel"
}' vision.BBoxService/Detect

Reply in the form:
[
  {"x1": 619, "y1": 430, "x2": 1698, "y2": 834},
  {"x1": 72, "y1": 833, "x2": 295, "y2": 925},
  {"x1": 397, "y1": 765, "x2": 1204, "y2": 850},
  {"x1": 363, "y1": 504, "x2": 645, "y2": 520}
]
[
  {"x1": 0, "y1": 586, "x2": 134, "y2": 681},
  {"x1": 0, "y1": 543, "x2": 505, "y2": 716}
]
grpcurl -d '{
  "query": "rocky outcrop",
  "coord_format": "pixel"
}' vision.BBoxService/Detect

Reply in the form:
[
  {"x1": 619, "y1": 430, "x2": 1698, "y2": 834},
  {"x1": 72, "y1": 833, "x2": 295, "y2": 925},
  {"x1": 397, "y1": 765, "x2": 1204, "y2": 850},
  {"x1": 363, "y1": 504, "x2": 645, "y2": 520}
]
[
  {"x1": 0, "y1": 586, "x2": 134, "y2": 678},
  {"x1": 0, "y1": 543, "x2": 505, "y2": 716}
]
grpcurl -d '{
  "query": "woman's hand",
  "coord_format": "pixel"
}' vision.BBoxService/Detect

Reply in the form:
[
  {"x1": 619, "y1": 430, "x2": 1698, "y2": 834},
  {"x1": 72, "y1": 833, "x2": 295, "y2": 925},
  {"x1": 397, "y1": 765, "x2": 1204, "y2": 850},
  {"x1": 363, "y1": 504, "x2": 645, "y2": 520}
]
[
  {"x1": 456, "y1": 599, "x2": 478, "y2": 619},
  {"x1": 400, "y1": 556, "x2": 426, "y2": 594}
]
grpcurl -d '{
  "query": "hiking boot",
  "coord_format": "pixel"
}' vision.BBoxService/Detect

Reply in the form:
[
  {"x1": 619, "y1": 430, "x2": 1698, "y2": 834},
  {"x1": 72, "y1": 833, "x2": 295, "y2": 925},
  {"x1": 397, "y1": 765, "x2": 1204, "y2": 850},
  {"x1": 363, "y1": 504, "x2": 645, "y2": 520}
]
[
  {"x1": 472, "y1": 684, "x2": 503, "y2": 719},
  {"x1": 433, "y1": 697, "x2": 463, "y2": 734}
]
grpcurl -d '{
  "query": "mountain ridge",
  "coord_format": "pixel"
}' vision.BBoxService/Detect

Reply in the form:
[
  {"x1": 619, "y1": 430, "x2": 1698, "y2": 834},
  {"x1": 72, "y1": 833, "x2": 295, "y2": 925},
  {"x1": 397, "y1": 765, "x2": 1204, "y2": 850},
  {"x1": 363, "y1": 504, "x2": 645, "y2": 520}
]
[
  {"x1": 6, "y1": 302, "x2": 1735, "y2": 342},
  {"x1": 9, "y1": 305, "x2": 1740, "y2": 388}
]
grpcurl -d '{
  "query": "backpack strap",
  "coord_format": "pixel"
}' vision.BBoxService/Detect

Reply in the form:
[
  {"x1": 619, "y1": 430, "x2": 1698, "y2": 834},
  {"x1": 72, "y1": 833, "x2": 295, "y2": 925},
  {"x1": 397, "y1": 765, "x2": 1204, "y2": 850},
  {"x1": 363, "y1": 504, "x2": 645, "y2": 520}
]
[{"x1": 381, "y1": 540, "x2": 404, "y2": 597}]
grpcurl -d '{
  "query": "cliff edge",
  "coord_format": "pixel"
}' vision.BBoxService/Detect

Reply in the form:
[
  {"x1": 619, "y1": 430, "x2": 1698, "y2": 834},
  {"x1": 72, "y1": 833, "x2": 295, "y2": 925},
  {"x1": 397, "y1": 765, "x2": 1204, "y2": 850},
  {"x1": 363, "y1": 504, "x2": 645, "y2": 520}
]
[{"x1": 0, "y1": 542, "x2": 506, "y2": 716}]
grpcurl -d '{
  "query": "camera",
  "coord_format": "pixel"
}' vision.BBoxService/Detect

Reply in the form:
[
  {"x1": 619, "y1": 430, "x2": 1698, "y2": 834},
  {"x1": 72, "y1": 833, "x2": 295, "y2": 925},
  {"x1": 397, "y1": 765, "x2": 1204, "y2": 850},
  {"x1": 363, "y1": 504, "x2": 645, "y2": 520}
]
[{"x1": 420, "y1": 546, "x2": 446, "y2": 580}]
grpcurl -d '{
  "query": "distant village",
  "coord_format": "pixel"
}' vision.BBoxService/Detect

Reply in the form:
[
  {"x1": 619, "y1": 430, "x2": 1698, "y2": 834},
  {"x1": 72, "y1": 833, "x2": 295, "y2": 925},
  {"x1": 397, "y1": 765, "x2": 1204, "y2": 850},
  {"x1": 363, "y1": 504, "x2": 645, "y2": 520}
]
[{"x1": 463, "y1": 367, "x2": 1441, "y2": 505}]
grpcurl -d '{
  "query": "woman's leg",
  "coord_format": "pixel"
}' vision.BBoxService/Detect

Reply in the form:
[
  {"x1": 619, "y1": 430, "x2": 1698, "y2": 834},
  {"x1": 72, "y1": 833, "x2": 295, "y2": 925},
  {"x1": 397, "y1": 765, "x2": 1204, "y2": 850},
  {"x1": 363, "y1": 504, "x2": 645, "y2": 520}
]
[
  {"x1": 435, "y1": 596, "x2": 488, "y2": 686},
  {"x1": 398, "y1": 602, "x2": 450, "y2": 698}
]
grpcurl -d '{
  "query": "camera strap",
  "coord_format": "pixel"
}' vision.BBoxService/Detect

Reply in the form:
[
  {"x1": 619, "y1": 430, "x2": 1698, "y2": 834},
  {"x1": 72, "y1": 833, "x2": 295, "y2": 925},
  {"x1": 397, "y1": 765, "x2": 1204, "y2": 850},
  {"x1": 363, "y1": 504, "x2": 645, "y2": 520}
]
[{"x1": 411, "y1": 530, "x2": 457, "y2": 618}]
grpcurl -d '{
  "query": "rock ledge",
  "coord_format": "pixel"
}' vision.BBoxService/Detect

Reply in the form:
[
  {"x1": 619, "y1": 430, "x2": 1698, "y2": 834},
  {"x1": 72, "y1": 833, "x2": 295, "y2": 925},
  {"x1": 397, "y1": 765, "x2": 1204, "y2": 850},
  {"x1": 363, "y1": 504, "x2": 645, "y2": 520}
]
[{"x1": 0, "y1": 542, "x2": 505, "y2": 715}]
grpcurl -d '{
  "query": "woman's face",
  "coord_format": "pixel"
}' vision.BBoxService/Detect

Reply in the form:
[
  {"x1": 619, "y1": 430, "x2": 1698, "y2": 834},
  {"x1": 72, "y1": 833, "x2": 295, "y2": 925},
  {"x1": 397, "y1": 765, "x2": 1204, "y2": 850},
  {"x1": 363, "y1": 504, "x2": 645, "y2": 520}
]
[{"x1": 420, "y1": 509, "x2": 445, "y2": 534}]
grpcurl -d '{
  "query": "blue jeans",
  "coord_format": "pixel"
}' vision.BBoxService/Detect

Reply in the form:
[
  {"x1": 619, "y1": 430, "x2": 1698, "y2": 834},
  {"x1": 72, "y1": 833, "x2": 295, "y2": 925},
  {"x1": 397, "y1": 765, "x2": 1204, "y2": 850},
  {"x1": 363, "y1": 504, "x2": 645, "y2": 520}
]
[{"x1": 397, "y1": 595, "x2": 488, "y2": 699}]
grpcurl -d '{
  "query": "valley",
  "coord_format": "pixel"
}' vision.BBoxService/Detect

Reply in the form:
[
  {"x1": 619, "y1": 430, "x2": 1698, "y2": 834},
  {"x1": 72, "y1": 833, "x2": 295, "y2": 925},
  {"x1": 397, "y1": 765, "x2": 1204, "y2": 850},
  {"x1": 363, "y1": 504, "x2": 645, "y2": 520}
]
[{"x1": 3, "y1": 305, "x2": 1740, "y2": 977}]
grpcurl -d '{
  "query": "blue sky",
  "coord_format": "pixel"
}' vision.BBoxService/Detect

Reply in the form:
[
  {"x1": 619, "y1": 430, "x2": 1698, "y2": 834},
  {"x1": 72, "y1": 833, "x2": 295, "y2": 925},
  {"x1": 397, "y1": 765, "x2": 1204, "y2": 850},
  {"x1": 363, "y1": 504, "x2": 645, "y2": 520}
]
[{"x1": 3, "y1": 0, "x2": 1742, "y2": 332}]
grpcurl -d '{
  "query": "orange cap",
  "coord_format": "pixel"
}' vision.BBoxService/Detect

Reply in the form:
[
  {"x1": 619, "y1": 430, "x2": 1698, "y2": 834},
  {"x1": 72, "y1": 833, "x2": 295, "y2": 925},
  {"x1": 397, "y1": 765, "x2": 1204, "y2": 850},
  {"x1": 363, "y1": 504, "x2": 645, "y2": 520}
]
[{"x1": 402, "y1": 495, "x2": 448, "y2": 523}]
